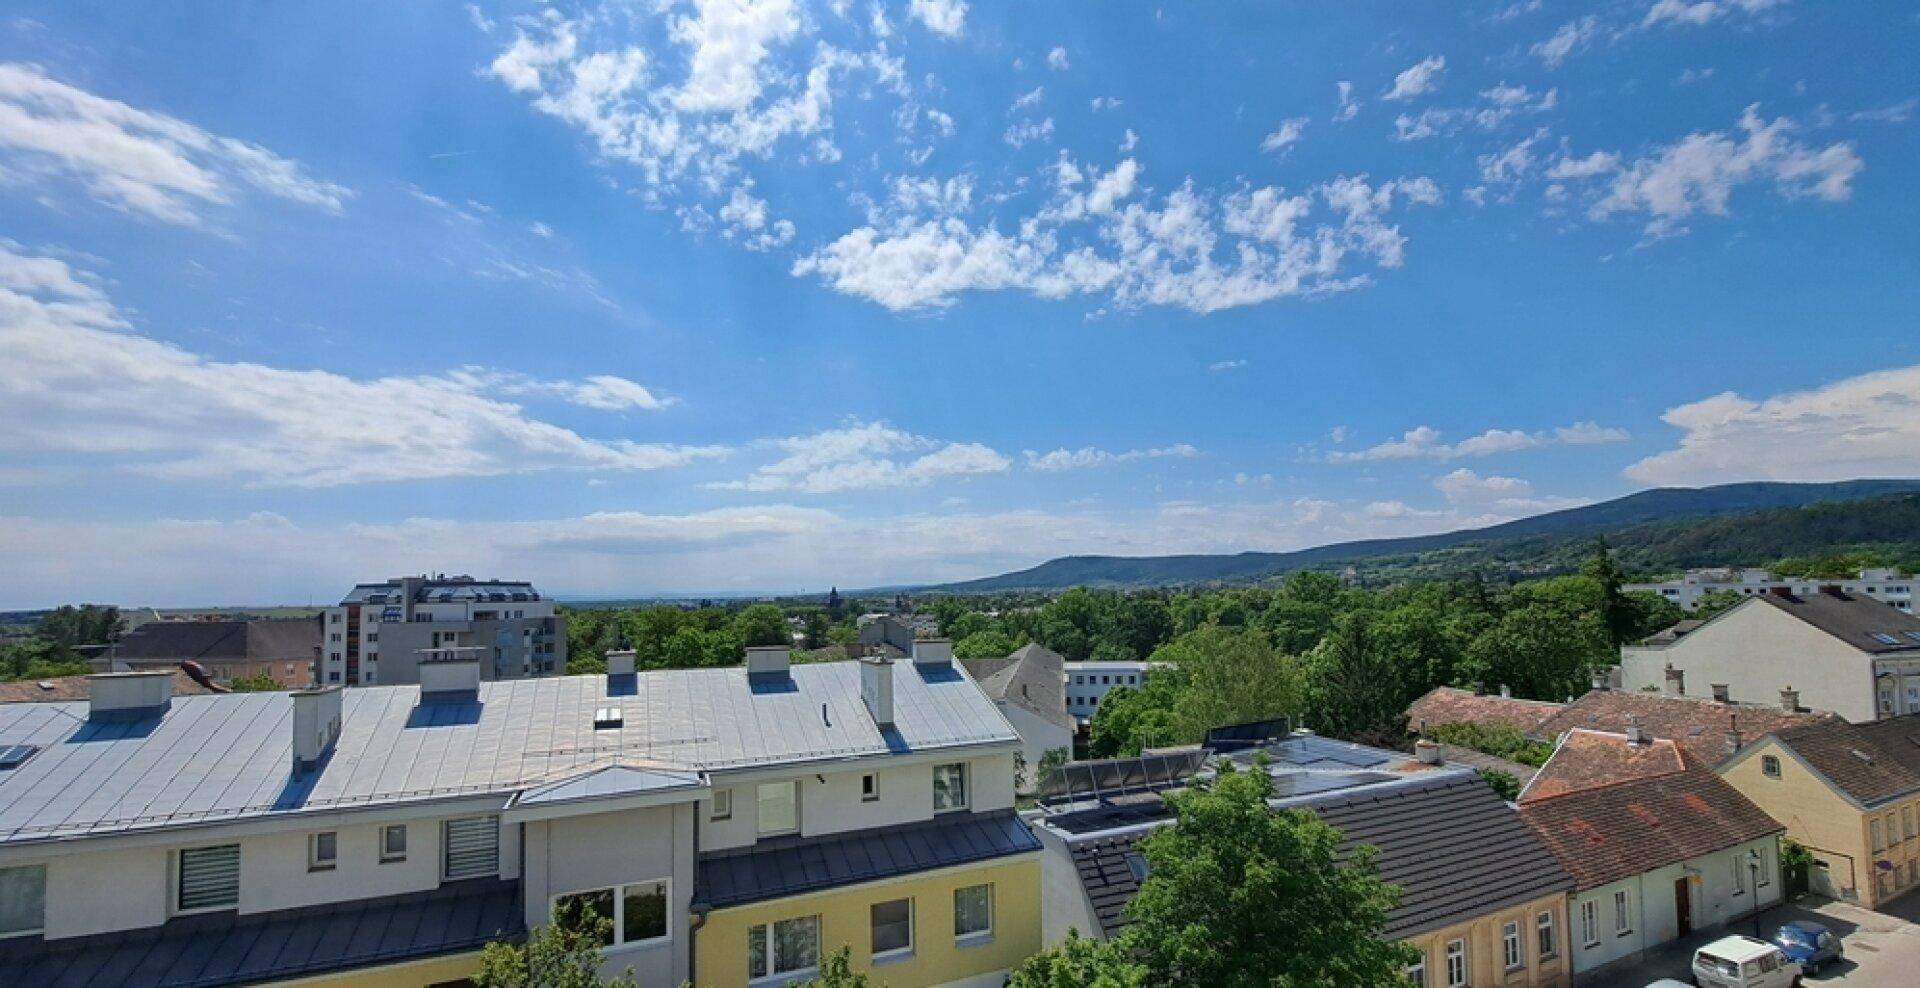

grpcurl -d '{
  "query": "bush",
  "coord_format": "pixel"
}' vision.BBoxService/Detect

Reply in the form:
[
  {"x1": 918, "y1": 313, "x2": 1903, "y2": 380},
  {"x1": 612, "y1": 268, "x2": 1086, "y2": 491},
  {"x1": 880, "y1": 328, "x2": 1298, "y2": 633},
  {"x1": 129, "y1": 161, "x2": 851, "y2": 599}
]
[{"x1": 1426, "y1": 721, "x2": 1554, "y2": 767}]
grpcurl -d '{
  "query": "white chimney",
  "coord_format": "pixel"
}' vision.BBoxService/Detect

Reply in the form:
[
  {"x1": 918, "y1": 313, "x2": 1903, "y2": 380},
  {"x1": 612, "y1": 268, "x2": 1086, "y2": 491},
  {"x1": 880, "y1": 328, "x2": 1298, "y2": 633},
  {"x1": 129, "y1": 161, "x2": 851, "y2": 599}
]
[
  {"x1": 1498, "y1": 684, "x2": 1512, "y2": 699},
  {"x1": 912, "y1": 638, "x2": 953, "y2": 668},
  {"x1": 1625, "y1": 715, "x2": 1646, "y2": 746},
  {"x1": 419, "y1": 647, "x2": 482, "y2": 700},
  {"x1": 860, "y1": 656, "x2": 894, "y2": 728},
  {"x1": 1414, "y1": 739, "x2": 1443, "y2": 765},
  {"x1": 1780, "y1": 686, "x2": 1800, "y2": 713},
  {"x1": 745, "y1": 646, "x2": 791, "y2": 677},
  {"x1": 1590, "y1": 668, "x2": 1610, "y2": 692},
  {"x1": 605, "y1": 648, "x2": 637, "y2": 676},
  {"x1": 292, "y1": 686, "x2": 343, "y2": 772},
  {"x1": 87, "y1": 671, "x2": 173, "y2": 722}
]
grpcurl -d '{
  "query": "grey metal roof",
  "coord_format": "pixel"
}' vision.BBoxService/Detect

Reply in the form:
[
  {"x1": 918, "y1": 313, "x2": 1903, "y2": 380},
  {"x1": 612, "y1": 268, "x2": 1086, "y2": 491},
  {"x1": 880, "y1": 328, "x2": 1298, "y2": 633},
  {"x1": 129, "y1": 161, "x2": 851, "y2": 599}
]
[
  {"x1": 515, "y1": 765, "x2": 705, "y2": 807},
  {"x1": 0, "y1": 659, "x2": 1015, "y2": 844},
  {"x1": 695, "y1": 810, "x2": 1041, "y2": 910},
  {"x1": 0, "y1": 877, "x2": 521, "y2": 988}
]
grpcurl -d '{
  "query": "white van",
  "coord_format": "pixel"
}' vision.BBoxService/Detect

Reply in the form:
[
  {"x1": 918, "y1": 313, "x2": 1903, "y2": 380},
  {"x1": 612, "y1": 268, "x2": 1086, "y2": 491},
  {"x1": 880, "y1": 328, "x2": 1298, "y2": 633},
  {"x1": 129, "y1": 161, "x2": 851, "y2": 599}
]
[{"x1": 1691, "y1": 934, "x2": 1802, "y2": 988}]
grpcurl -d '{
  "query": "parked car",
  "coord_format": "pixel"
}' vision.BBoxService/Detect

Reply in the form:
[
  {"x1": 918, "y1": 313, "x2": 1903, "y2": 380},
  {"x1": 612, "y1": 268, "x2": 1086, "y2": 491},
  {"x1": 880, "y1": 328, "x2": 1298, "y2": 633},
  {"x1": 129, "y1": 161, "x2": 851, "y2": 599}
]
[
  {"x1": 1771, "y1": 920, "x2": 1842, "y2": 974},
  {"x1": 1645, "y1": 980, "x2": 1694, "y2": 988},
  {"x1": 1693, "y1": 934, "x2": 1803, "y2": 988}
]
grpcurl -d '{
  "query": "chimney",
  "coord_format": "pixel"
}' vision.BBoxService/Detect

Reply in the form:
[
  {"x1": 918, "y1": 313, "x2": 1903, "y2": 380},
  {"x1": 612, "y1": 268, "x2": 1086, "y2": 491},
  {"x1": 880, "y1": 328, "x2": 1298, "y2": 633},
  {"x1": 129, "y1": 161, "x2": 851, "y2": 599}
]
[
  {"x1": 1711, "y1": 683, "x2": 1731, "y2": 704},
  {"x1": 1414, "y1": 739, "x2": 1443, "y2": 765},
  {"x1": 418, "y1": 647, "x2": 482, "y2": 702},
  {"x1": 1819, "y1": 584, "x2": 1845, "y2": 598},
  {"x1": 605, "y1": 648, "x2": 636, "y2": 676},
  {"x1": 87, "y1": 671, "x2": 174, "y2": 722},
  {"x1": 1590, "y1": 668, "x2": 1610, "y2": 692},
  {"x1": 860, "y1": 656, "x2": 894, "y2": 728},
  {"x1": 1470, "y1": 681, "x2": 1486, "y2": 696},
  {"x1": 1625, "y1": 716, "x2": 1647, "y2": 746},
  {"x1": 1780, "y1": 686, "x2": 1800, "y2": 713},
  {"x1": 1663, "y1": 664, "x2": 1685, "y2": 697},
  {"x1": 1499, "y1": 684, "x2": 1512, "y2": 699},
  {"x1": 912, "y1": 638, "x2": 954, "y2": 669},
  {"x1": 745, "y1": 646, "x2": 791, "y2": 678},
  {"x1": 1726, "y1": 729, "x2": 1743, "y2": 758},
  {"x1": 291, "y1": 686, "x2": 343, "y2": 773}
]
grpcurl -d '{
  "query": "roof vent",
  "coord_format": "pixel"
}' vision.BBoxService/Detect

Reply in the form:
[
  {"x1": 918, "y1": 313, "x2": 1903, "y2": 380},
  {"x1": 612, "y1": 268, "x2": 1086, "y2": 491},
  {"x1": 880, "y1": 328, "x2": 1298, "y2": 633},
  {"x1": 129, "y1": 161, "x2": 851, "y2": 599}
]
[
  {"x1": 87, "y1": 671, "x2": 174, "y2": 722},
  {"x1": 0, "y1": 745, "x2": 39, "y2": 771},
  {"x1": 745, "y1": 646, "x2": 791, "y2": 678},
  {"x1": 593, "y1": 706, "x2": 623, "y2": 729}
]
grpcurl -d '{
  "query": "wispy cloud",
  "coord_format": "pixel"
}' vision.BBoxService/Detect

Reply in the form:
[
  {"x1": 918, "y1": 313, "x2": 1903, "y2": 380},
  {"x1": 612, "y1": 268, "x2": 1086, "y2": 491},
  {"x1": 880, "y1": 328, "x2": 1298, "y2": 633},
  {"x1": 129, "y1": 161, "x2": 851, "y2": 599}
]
[
  {"x1": 1382, "y1": 55, "x2": 1445, "y2": 101},
  {"x1": 708, "y1": 420, "x2": 1009, "y2": 493},
  {"x1": 1329, "y1": 421, "x2": 1628, "y2": 463},
  {"x1": 1023, "y1": 444, "x2": 1198, "y2": 471}
]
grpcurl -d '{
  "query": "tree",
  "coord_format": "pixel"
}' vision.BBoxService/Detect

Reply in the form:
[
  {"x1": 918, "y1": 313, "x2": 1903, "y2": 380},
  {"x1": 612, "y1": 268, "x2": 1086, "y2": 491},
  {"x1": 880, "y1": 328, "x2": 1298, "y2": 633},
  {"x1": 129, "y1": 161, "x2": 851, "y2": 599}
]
[
  {"x1": 1580, "y1": 538, "x2": 1639, "y2": 648},
  {"x1": 475, "y1": 905, "x2": 637, "y2": 988},
  {"x1": 1477, "y1": 767, "x2": 1521, "y2": 802},
  {"x1": 792, "y1": 946, "x2": 871, "y2": 987},
  {"x1": 801, "y1": 611, "x2": 832, "y2": 650},
  {"x1": 227, "y1": 674, "x2": 283, "y2": 692},
  {"x1": 35, "y1": 604, "x2": 123, "y2": 648},
  {"x1": 0, "y1": 637, "x2": 88, "y2": 682},
  {"x1": 1158, "y1": 626, "x2": 1303, "y2": 744},
  {"x1": 732, "y1": 605, "x2": 792, "y2": 648},
  {"x1": 1120, "y1": 762, "x2": 1418, "y2": 986},
  {"x1": 953, "y1": 629, "x2": 1016, "y2": 660},
  {"x1": 1008, "y1": 930, "x2": 1148, "y2": 988},
  {"x1": 1303, "y1": 612, "x2": 1411, "y2": 740}
]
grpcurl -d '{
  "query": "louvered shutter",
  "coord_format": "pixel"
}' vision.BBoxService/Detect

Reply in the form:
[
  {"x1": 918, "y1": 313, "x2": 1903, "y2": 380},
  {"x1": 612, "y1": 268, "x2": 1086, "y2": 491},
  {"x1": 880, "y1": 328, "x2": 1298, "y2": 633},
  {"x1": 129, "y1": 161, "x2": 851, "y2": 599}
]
[
  {"x1": 443, "y1": 815, "x2": 500, "y2": 880},
  {"x1": 178, "y1": 845, "x2": 240, "y2": 910}
]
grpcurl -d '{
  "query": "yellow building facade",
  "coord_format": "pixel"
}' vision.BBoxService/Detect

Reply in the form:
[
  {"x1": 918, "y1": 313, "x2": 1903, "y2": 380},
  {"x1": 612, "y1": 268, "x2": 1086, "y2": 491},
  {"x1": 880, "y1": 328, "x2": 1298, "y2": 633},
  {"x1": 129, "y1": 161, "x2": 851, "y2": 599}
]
[
  {"x1": 1402, "y1": 892, "x2": 1573, "y2": 988},
  {"x1": 264, "y1": 951, "x2": 484, "y2": 987},
  {"x1": 693, "y1": 855, "x2": 1042, "y2": 988}
]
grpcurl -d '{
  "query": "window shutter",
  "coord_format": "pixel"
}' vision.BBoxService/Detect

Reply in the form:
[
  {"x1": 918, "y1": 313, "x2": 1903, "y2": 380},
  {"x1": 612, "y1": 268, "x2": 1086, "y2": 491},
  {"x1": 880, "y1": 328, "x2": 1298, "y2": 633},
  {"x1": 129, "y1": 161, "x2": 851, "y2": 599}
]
[
  {"x1": 444, "y1": 815, "x2": 500, "y2": 880},
  {"x1": 178, "y1": 845, "x2": 240, "y2": 910}
]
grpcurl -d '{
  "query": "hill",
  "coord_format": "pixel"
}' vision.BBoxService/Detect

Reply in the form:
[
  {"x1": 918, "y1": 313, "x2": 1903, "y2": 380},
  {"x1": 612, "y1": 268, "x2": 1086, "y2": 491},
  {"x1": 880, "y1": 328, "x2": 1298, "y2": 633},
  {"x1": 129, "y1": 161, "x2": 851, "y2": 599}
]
[{"x1": 927, "y1": 480, "x2": 1920, "y2": 592}]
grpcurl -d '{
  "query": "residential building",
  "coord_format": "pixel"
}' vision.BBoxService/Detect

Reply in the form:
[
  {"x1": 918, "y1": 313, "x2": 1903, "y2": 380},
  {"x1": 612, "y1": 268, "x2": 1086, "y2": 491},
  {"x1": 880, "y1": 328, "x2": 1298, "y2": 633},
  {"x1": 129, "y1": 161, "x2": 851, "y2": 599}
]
[
  {"x1": 319, "y1": 575, "x2": 565, "y2": 687},
  {"x1": 0, "y1": 667, "x2": 216, "y2": 704},
  {"x1": 1062, "y1": 660, "x2": 1156, "y2": 725},
  {"x1": 1620, "y1": 588, "x2": 1920, "y2": 721},
  {"x1": 0, "y1": 640, "x2": 1037, "y2": 987},
  {"x1": 1626, "y1": 567, "x2": 1914, "y2": 614},
  {"x1": 1719, "y1": 713, "x2": 1920, "y2": 909},
  {"x1": 961, "y1": 643, "x2": 1076, "y2": 791},
  {"x1": 1516, "y1": 729, "x2": 1785, "y2": 979},
  {"x1": 856, "y1": 615, "x2": 922, "y2": 657},
  {"x1": 95, "y1": 618, "x2": 319, "y2": 687},
  {"x1": 1029, "y1": 730, "x2": 1576, "y2": 988}
]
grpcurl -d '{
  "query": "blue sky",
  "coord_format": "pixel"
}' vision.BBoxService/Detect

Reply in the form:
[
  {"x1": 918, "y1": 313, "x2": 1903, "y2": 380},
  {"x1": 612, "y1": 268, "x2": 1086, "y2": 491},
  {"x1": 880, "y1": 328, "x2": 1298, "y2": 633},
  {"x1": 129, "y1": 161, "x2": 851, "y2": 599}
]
[{"x1": 2, "y1": 1, "x2": 1917, "y2": 607}]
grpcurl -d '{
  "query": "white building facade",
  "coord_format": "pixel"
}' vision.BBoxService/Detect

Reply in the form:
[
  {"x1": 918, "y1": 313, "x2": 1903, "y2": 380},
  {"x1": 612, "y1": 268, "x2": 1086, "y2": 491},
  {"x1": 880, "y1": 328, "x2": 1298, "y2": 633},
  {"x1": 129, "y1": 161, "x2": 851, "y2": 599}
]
[
  {"x1": 1062, "y1": 661, "x2": 1157, "y2": 725},
  {"x1": 1627, "y1": 567, "x2": 1914, "y2": 613},
  {"x1": 1563, "y1": 837, "x2": 1783, "y2": 976},
  {"x1": 319, "y1": 574, "x2": 564, "y2": 686}
]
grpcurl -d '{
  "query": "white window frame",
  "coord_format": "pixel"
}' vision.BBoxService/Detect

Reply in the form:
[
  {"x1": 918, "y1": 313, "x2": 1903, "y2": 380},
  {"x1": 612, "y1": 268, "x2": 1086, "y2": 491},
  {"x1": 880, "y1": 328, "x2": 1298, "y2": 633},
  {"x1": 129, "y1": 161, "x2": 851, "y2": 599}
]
[
  {"x1": 1536, "y1": 909, "x2": 1557, "y2": 959},
  {"x1": 953, "y1": 883, "x2": 994, "y2": 944},
  {"x1": 1612, "y1": 888, "x2": 1632, "y2": 935},
  {"x1": 933, "y1": 762, "x2": 969, "y2": 813},
  {"x1": 1503, "y1": 919, "x2": 1523, "y2": 971},
  {"x1": 861, "y1": 773, "x2": 880, "y2": 803},
  {"x1": 1762, "y1": 755, "x2": 1781, "y2": 778},
  {"x1": 551, "y1": 878, "x2": 672, "y2": 949},
  {"x1": 1445, "y1": 938, "x2": 1468, "y2": 988},
  {"x1": 1580, "y1": 898, "x2": 1599, "y2": 947},
  {"x1": 0, "y1": 864, "x2": 46, "y2": 938},
  {"x1": 175, "y1": 844, "x2": 241, "y2": 915},
  {"x1": 712, "y1": 788, "x2": 733, "y2": 822},
  {"x1": 1907, "y1": 806, "x2": 1917, "y2": 841},
  {"x1": 870, "y1": 896, "x2": 914, "y2": 961},
  {"x1": 380, "y1": 824, "x2": 407, "y2": 863},
  {"x1": 756, "y1": 781, "x2": 800, "y2": 837},
  {"x1": 308, "y1": 831, "x2": 337, "y2": 872},
  {"x1": 1406, "y1": 954, "x2": 1427, "y2": 988},
  {"x1": 747, "y1": 914, "x2": 821, "y2": 982}
]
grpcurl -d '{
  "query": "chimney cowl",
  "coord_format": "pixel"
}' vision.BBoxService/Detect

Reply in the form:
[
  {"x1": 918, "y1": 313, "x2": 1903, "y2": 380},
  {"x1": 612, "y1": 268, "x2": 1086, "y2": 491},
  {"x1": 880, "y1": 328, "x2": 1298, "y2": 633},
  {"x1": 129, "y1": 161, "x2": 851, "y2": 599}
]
[
  {"x1": 1590, "y1": 668, "x2": 1610, "y2": 692},
  {"x1": 87, "y1": 671, "x2": 173, "y2": 722},
  {"x1": 1498, "y1": 684, "x2": 1512, "y2": 699},
  {"x1": 1625, "y1": 716, "x2": 1646, "y2": 745}
]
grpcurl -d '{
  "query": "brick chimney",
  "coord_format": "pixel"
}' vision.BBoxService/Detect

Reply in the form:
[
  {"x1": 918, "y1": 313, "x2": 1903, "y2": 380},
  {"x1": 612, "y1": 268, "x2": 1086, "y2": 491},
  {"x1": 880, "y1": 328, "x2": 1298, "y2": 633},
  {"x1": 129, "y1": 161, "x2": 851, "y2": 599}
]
[
  {"x1": 1664, "y1": 665, "x2": 1685, "y2": 697},
  {"x1": 1624, "y1": 715, "x2": 1647, "y2": 746},
  {"x1": 1711, "y1": 683, "x2": 1731, "y2": 704},
  {"x1": 1780, "y1": 686, "x2": 1800, "y2": 713}
]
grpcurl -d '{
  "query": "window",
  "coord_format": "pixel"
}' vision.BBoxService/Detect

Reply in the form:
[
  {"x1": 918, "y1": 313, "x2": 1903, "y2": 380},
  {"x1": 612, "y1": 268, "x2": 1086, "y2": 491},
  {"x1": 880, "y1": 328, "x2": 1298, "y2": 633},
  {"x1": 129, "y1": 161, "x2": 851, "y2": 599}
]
[
  {"x1": 555, "y1": 879, "x2": 669, "y2": 948},
  {"x1": 1762, "y1": 755, "x2": 1781, "y2": 778},
  {"x1": 1503, "y1": 920, "x2": 1523, "y2": 970},
  {"x1": 1908, "y1": 806, "x2": 1917, "y2": 841},
  {"x1": 747, "y1": 915, "x2": 820, "y2": 981},
  {"x1": 1757, "y1": 849, "x2": 1771, "y2": 887},
  {"x1": 932, "y1": 763, "x2": 968, "y2": 812},
  {"x1": 309, "y1": 831, "x2": 337, "y2": 871},
  {"x1": 1874, "y1": 818, "x2": 1886, "y2": 853},
  {"x1": 870, "y1": 898, "x2": 912, "y2": 959},
  {"x1": 954, "y1": 883, "x2": 993, "y2": 942},
  {"x1": 757, "y1": 781, "x2": 799, "y2": 836},
  {"x1": 712, "y1": 789, "x2": 733, "y2": 821},
  {"x1": 1731, "y1": 854, "x2": 1746, "y2": 895},
  {"x1": 861, "y1": 773, "x2": 880, "y2": 803},
  {"x1": 1445, "y1": 938, "x2": 1468, "y2": 987},
  {"x1": 178, "y1": 844, "x2": 240, "y2": 912},
  {"x1": 1406, "y1": 954, "x2": 1427, "y2": 988},
  {"x1": 1536, "y1": 909, "x2": 1557, "y2": 959},
  {"x1": 1612, "y1": 889, "x2": 1631, "y2": 935},
  {"x1": 443, "y1": 815, "x2": 500, "y2": 880},
  {"x1": 0, "y1": 865, "x2": 46, "y2": 937},
  {"x1": 556, "y1": 888, "x2": 616, "y2": 947},
  {"x1": 1580, "y1": 899, "x2": 1598, "y2": 947},
  {"x1": 1123, "y1": 851, "x2": 1149, "y2": 882},
  {"x1": 381, "y1": 824, "x2": 407, "y2": 863}
]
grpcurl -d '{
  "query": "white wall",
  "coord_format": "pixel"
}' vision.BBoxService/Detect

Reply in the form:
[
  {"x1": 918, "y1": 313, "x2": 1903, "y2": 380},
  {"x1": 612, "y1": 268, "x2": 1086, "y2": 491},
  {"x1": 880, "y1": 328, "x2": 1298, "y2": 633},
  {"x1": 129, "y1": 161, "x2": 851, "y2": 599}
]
[
  {"x1": 239, "y1": 818, "x2": 442, "y2": 913},
  {"x1": 38, "y1": 844, "x2": 169, "y2": 939},
  {"x1": 521, "y1": 803, "x2": 695, "y2": 987},
  {"x1": 999, "y1": 704, "x2": 1073, "y2": 793},
  {"x1": 701, "y1": 752, "x2": 1019, "y2": 854},
  {"x1": 1571, "y1": 837, "x2": 1782, "y2": 975},
  {"x1": 1063, "y1": 662, "x2": 1152, "y2": 723},
  {"x1": 1033, "y1": 827, "x2": 1102, "y2": 945},
  {"x1": 1620, "y1": 603, "x2": 1876, "y2": 720}
]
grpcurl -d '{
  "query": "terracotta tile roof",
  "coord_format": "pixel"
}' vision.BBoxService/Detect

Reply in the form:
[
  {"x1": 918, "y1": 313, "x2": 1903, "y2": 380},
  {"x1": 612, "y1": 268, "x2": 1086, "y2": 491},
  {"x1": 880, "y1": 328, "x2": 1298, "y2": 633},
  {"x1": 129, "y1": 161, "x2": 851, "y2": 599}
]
[
  {"x1": 1520, "y1": 729, "x2": 1690, "y2": 802},
  {"x1": 0, "y1": 668, "x2": 215, "y2": 704},
  {"x1": 1404, "y1": 686, "x2": 1564, "y2": 734},
  {"x1": 1532, "y1": 689, "x2": 1837, "y2": 765},
  {"x1": 1771, "y1": 715, "x2": 1920, "y2": 807},
  {"x1": 1517, "y1": 761, "x2": 1783, "y2": 891}
]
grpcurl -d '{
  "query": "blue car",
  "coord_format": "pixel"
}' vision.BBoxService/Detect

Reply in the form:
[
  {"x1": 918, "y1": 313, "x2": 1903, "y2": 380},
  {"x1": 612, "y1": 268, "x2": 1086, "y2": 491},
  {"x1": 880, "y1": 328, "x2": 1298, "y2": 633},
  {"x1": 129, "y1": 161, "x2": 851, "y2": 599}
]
[{"x1": 1771, "y1": 920, "x2": 1842, "y2": 974}]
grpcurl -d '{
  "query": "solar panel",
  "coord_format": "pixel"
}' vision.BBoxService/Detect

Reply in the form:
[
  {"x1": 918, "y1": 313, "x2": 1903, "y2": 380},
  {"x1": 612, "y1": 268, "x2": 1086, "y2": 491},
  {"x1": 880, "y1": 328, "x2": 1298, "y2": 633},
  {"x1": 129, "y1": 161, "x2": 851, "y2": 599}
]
[
  {"x1": 1035, "y1": 749, "x2": 1208, "y2": 800},
  {"x1": 1873, "y1": 633, "x2": 1902, "y2": 645},
  {"x1": 0, "y1": 745, "x2": 39, "y2": 770},
  {"x1": 1268, "y1": 770, "x2": 1398, "y2": 799}
]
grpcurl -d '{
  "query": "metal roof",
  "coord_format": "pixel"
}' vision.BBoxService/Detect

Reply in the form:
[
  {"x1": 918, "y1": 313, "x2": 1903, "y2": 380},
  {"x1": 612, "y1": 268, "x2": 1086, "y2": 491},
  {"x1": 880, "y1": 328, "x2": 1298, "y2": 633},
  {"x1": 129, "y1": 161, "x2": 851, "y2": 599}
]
[
  {"x1": 695, "y1": 810, "x2": 1041, "y2": 910},
  {"x1": 0, "y1": 877, "x2": 520, "y2": 988},
  {"x1": 0, "y1": 660, "x2": 1016, "y2": 844}
]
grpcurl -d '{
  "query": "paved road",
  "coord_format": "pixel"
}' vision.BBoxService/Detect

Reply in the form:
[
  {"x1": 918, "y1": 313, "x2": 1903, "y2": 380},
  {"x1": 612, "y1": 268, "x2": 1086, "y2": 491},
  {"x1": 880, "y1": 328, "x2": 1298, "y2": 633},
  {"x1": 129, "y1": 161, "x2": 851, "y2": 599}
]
[{"x1": 1585, "y1": 894, "x2": 1920, "y2": 987}]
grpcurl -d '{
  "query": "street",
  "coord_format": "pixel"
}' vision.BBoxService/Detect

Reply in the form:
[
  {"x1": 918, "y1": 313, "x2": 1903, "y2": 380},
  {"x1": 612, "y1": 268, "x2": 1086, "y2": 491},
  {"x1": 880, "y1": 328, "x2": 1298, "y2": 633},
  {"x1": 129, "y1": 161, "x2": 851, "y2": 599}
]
[{"x1": 1586, "y1": 893, "x2": 1920, "y2": 987}]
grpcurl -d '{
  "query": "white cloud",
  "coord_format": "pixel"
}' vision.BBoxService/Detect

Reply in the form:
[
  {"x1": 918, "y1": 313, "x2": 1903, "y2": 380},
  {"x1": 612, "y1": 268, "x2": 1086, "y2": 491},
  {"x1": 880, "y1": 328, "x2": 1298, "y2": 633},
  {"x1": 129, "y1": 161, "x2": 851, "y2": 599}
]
[
  {"x1": 1383, "y1": 55, "x2": 1445, "y2": 101},
  {"x1": 1531, "y1": 16, "x2": 1599, "y2": 68},
  {"x1": 1643, "y1": 0, "x2": 1786, "y2": 29},
  {"x1": 1118, "y1": 128, "x2": 1139, "y2": 152},
  {"x1": 794, "y1": 157, "x2": 1440, "y2": 313},
  {"x1": 449, "y1": 367, "x2": 679, "y2": 412},
  {"x1": 1477, "y1": 128, "x2": 1550, "y2": 187},
  {"x1": 0, "y1": 243, "x2": 721, "y2": 488},
  {"x1": 1330, "y1": 420, "x2": 1628, "y2": 463},
  {"x1": 1209, "y1": 359, "x2": 1247, "y2": 372},
  {"x1": 0, "y1": 62, "x2": 351, "y2": 227},
  {"x1": 1047, "y1": 46, "x2": 1069, "y2": 71},
  {"x1": 1546, "y1": 150, "x2": 1620, "y2": 180},
  {"x1": 1582, "y1": 104, "x2": 1862, "y2": 238},
  {"x1": 1676, "y1": 67, "x2": 1716, "y2": 85},
  {"x1": 1010, "y1": 86, "x2": 1044, "y2": 112},
  {"x1": 1435, "y1": 467, "x2": 1589, "y2": 514},
  {"x1": 1023, "y1": 444, "x2": 1198, "y2": 471},
  {"x1": 909, "y1": 0, "x2": 967, "y2": 38},
  {"x1": 1333, "y1": 81, "x2": 1361, "y2": 122},
  {"x1": 1391, "y1": 85, "x2": 1554, "y2": 142},
  {"x1": 1003, "y1": 117, "x2": 1054, "y2": 148},
  {"x1": 1852, "y1": 99, "x2": 1917, "y2": 124},
  {"x1": 718, "y1": 181, "x2": 797, "y2": 249},
  {"x1": 529, "y1": 220, "x2": 555, "y2": 238},
  {"x1": 1627, "y1": 364, "x2": 1920, "y2": 485},
  {"x1": 709, "y1": 420, "x2": 1009, "y2": 493},
  {"x1": 1260, "y1": 117, "x2": 1308, "y2": 155}
]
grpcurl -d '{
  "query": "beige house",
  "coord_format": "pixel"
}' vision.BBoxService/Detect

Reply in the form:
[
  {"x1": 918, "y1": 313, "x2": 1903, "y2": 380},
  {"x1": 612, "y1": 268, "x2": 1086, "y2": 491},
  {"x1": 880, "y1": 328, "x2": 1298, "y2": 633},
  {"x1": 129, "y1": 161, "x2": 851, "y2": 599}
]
[
  {"x1": 1721, "y1": 713, "x2": 1920, "y2": 909},
  {"x1": 1621, "y1": 588, "x2": 1920, "y2": 722}
]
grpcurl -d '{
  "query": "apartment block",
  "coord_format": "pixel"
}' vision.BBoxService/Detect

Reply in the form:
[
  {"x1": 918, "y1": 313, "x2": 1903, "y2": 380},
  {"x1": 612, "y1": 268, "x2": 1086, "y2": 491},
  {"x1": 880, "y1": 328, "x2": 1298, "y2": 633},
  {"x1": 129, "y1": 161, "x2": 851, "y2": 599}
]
[
  {"x1": 1626, "y1": 567, "x2": 1914, "y2": 614},
  {"x1": 319, "y1": 574, "x2": 564, "y2": 686},
  {"x1": 0, "y1": 640, "x2": 1036, "y2": 987},
  {"x1": 1061, "y1": 660, "x2": 1157, "y2": 725}
]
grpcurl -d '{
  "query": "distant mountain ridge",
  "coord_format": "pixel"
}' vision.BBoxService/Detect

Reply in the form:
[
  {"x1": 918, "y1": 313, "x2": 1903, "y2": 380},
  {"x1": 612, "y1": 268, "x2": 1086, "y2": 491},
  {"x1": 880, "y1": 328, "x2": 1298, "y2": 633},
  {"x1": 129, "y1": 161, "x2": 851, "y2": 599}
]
[{"x1": 927, "y1": 480, "x2": 1920, "y2": 592}]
